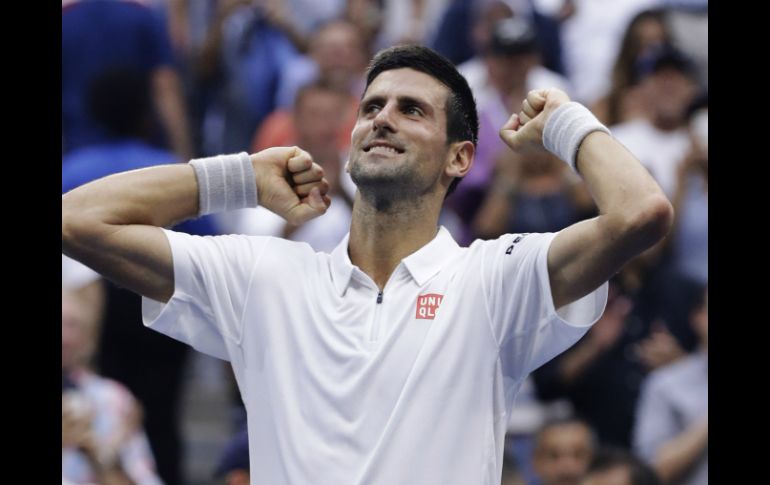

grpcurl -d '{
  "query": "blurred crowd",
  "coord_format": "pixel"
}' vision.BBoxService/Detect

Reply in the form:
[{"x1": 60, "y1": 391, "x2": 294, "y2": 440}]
[{"x1": 61, "y1": 0, "x2": 708, "y2": 484}]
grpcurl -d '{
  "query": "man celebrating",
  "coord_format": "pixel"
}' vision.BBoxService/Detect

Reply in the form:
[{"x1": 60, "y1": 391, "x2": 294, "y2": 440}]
[{"x1": 63, "y1": 45, "x2": 672, "y2": 484}]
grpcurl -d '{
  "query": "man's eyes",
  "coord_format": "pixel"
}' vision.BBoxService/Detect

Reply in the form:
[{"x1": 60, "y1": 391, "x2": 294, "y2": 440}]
[{"x1": 403, "y1": 105, "x2": 423, "y2": 116}]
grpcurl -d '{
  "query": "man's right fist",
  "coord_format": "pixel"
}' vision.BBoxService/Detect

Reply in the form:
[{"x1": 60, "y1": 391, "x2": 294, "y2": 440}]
[
  {"x1": 251, "y1": 146, "x2": 332, "y2": 226},
  {"x1": 499, "y1": 88, "x2": 571, "y2": 154}
]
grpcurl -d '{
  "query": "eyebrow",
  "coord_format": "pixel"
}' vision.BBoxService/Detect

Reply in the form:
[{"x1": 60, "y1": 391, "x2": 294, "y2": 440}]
[{"x1": 360, "y1": 94, "x2": 435, "y2": 115}]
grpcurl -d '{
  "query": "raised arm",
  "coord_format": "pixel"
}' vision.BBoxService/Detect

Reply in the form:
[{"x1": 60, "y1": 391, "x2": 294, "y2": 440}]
[
  {"x1": 500, "y1": 89, "x2": 673, "y2": 309},
  {"x1": 62, "y1": 147, "x2": 330, "y2": 303}
]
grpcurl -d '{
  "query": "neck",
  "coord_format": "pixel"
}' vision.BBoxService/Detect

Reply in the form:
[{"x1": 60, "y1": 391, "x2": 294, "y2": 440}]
[{"x1": 348, "y1": 192, "x2": 443, "y2": 288}]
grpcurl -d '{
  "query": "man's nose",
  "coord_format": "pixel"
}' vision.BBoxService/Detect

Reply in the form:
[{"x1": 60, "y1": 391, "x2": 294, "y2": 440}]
[{"x1": 372, "y1": 103, "x2": 397, "y2": 132}]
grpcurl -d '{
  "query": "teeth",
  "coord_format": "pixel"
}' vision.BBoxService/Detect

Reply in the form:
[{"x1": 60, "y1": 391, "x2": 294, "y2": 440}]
[{"x1": 369, "y1": 145, "x2": 399, "y2": 154}]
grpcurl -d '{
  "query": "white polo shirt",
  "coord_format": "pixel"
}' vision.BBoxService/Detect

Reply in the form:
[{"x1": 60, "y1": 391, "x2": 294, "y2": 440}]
[{"x1": 143, "y1": 227, "x2": 607, "y2": 485}]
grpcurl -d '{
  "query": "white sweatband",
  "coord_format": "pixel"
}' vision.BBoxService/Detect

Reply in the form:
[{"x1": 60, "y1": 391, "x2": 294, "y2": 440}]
[
  {"x1": 189, "y1": 152, "x2": 258, "y2": 215},
  {"x1": 543, "y1": 102, "x2": 611, "y2": 173}
]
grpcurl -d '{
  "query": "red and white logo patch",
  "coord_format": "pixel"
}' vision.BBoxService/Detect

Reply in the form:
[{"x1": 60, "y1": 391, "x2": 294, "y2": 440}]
[{"x1": 415, "y1": 293, "x2": 444, "y2": 320}]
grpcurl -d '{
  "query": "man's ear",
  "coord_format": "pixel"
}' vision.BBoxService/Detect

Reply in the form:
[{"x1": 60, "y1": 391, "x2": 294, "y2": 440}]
[{"x1": 445, "y1": 140, "x2": 475, "y2": 179}]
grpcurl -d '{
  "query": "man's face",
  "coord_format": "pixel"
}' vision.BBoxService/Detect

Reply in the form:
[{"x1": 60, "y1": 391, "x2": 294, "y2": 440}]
[
  {"x1": 348, "y1": 68, "x2": 453, "y2": 202},
  {"x1": 295, "y1": 89, "x2": 347, "y2": 161},
  {"x1": 312, "y1": 23, "x2": 367, "y2": 86},
  {"x1": 642, "y1": 67, "x2": 697, "y2": 129},
  {"x1": 534, "y1": 423, "x2": 594, "y2": 485}
]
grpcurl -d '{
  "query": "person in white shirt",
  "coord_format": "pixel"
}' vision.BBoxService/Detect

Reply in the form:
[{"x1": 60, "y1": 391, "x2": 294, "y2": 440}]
[{"x1": 63, "y1": 45, "x2": 672, "y2": 485}]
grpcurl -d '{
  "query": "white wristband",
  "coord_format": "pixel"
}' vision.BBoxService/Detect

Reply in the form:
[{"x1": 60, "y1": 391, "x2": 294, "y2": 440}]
[
  {"x1": 543, "y1": 102, "x2": 611, "y2": 173},
  {"x1": 189, "y1": 152, "x2": 258, "y2": 215}
]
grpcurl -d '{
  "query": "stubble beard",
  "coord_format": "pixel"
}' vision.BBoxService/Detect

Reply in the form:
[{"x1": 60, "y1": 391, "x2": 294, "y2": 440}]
[{"x1": 349, "y1": 156, "x2": 430, "y2": 213}]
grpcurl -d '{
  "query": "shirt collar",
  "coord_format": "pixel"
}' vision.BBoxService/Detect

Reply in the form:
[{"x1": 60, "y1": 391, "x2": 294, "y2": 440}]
[
  {"x1": 329, "y1": 226, "x2": 462, "y2": 295},
  {"x1": 330, "y1": 233, "x2": 355, "y2": 296}
]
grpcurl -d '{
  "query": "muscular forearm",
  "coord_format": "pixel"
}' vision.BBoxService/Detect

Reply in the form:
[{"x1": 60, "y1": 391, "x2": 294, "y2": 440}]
[
  {"x1": 577, "y1": 132, "x2": 673, "y2": 254},
  {"x1": 654, "y1": 418, "x2": 708, "y2": 482},
  {"x1": 62, "y1": 164, "x2": 198, "y2": 301},
  {"x1": 62, "y1": 164, "x2": 198, "y2": 233},
  {"x1": 579, "y1": 132, "x2": 672, "y2": 236},
  {"x1": 62, "y1": 147, "x2": 329, "y2": 303}
]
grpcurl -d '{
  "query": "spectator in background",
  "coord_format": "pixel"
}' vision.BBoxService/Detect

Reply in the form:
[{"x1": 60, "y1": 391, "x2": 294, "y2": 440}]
[
  {"x1": 252, "y1": 79, "x2": 357, "y2": 156},
  {"x1": 532, "y1": 418, "x2": 596, "y2": 485},
  {"x1": 223, "y1": 80, "x2": 354, "y2": 253},
  {"x1": 62, "y1": 289, "x2": 163, "y2": 485},
  {"x1": 633, "y1": 288, "x2": 707, "y2": 485},
  {"x1": 611, "y1": 43, "x2": 699, "y2": 199},
  {"x1": 62, "y1": 67, "x2": 218, "y2": 485},
  {"x1": 473, "y1": 149, "x2": 595, "y2": 239},
  {"x1": 374, "y1": 0, "x2": 451, "y2": 49},
  {"x1": 276, "y1": 19, "x2": 370, "y2": 109},
  {"x1": 591, "y1": 9, "x2": 671, "y2": 126},
  {"x1": 195, "y1": 0, "x2": 301, "y2": 155},
  {"x1": 532, "y1": 279, "x2": 685, "y2": 448},
  {"x1": 450, "y1": 15, "x2": 571, "y2": 244},
  {"x1": 663, "y1": 1, "x2": 708, "y2": 89},
  {"x1": 581, "y1": 448, "x2": 661, "y2": 485},
  {"x1": 558, "y1": 0, "x2": 661, "y2": 106},
  {"x1": 62, "y1": 0, "x2": 193, "y2": 160}
]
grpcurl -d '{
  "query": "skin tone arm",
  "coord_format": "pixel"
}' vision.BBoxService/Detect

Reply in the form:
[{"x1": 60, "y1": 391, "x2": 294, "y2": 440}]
[
  {"x1": 500, "y1": 89, "x2": 674, "y2": 309},
  {"x1": 654, "y1": 417, "x2": 708, "y2": 481},
  {"x1": 62, "y1": 147, "x2": 330, "y2": 303}
]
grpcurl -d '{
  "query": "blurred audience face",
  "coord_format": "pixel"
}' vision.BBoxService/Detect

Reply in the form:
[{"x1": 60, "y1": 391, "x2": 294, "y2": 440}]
[
  {"x1": 311, "y1": 21, "x2": 368, "y2": 89},
  {"x1": 534, "y1": 421, "x2": 594, "y2": 485},
  {"x1": 581, "y1": 466, "x2": 632, "y2": 485},
  {"x1": 485, "y1": 52, "x2": 536, "y2": 95},
  {"x1": 294, "y1": 86, "x2": 348, "y2": 188},
  {"x1": 641, "y1": 67, "x2": 697, "y2": 130},
  {"x1": 631, "y1": 17, "x2": 667, "y2": 53},
  {"x1": 62, "y1": 290, "x2": 96, "y2": 371}
]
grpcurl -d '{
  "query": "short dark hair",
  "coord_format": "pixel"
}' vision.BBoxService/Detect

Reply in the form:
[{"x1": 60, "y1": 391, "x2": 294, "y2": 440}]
[
  {"x1": 588, "y1": 447, "x2": 661, "y2": 485},
  {"x1": 364, "y1": 45, "x2": 478, "y2": 195}
]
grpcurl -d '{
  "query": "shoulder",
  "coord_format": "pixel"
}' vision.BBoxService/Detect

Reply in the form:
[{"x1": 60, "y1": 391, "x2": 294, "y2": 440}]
[{"x1": 468, "y1": 232, "x2": 553, "y2": 256}]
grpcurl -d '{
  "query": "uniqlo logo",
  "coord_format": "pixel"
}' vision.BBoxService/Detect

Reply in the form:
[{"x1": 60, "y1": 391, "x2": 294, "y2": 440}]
[{"x1": 415, "y1": 293, "x2": 444, "y2": 320}]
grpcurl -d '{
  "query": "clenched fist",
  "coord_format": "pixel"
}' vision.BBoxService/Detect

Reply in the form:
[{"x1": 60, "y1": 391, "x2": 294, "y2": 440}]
[
  {"x1": 251, "y1": 146, "x2": 332, "y2": 226},
  {"x1": 499, "y1": 88, "x2": 571, "y2": 154}
]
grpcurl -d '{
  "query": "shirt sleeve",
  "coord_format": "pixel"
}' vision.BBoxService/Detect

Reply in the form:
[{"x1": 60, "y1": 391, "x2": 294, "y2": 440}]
[
  {"x1": 479, "y1": 232, "x2": 608, "y2": 381},
  {"x1": 142, "y1": 229, "x2": 270, "y2": 360}
]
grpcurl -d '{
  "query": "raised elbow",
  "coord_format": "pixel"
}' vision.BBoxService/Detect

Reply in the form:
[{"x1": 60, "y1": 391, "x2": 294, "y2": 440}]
[
  {"x1": 625, "y1": 194, "x2": 675, "y2": 249},
  {"x1": 642, "y1": 194, "x2": 674, "y2": 240}
]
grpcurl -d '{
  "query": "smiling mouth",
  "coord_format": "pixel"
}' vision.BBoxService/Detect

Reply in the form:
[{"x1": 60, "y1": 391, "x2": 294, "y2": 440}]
[{"x1": 363, "y1": 145, "x2": 405, "y2": 155}]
